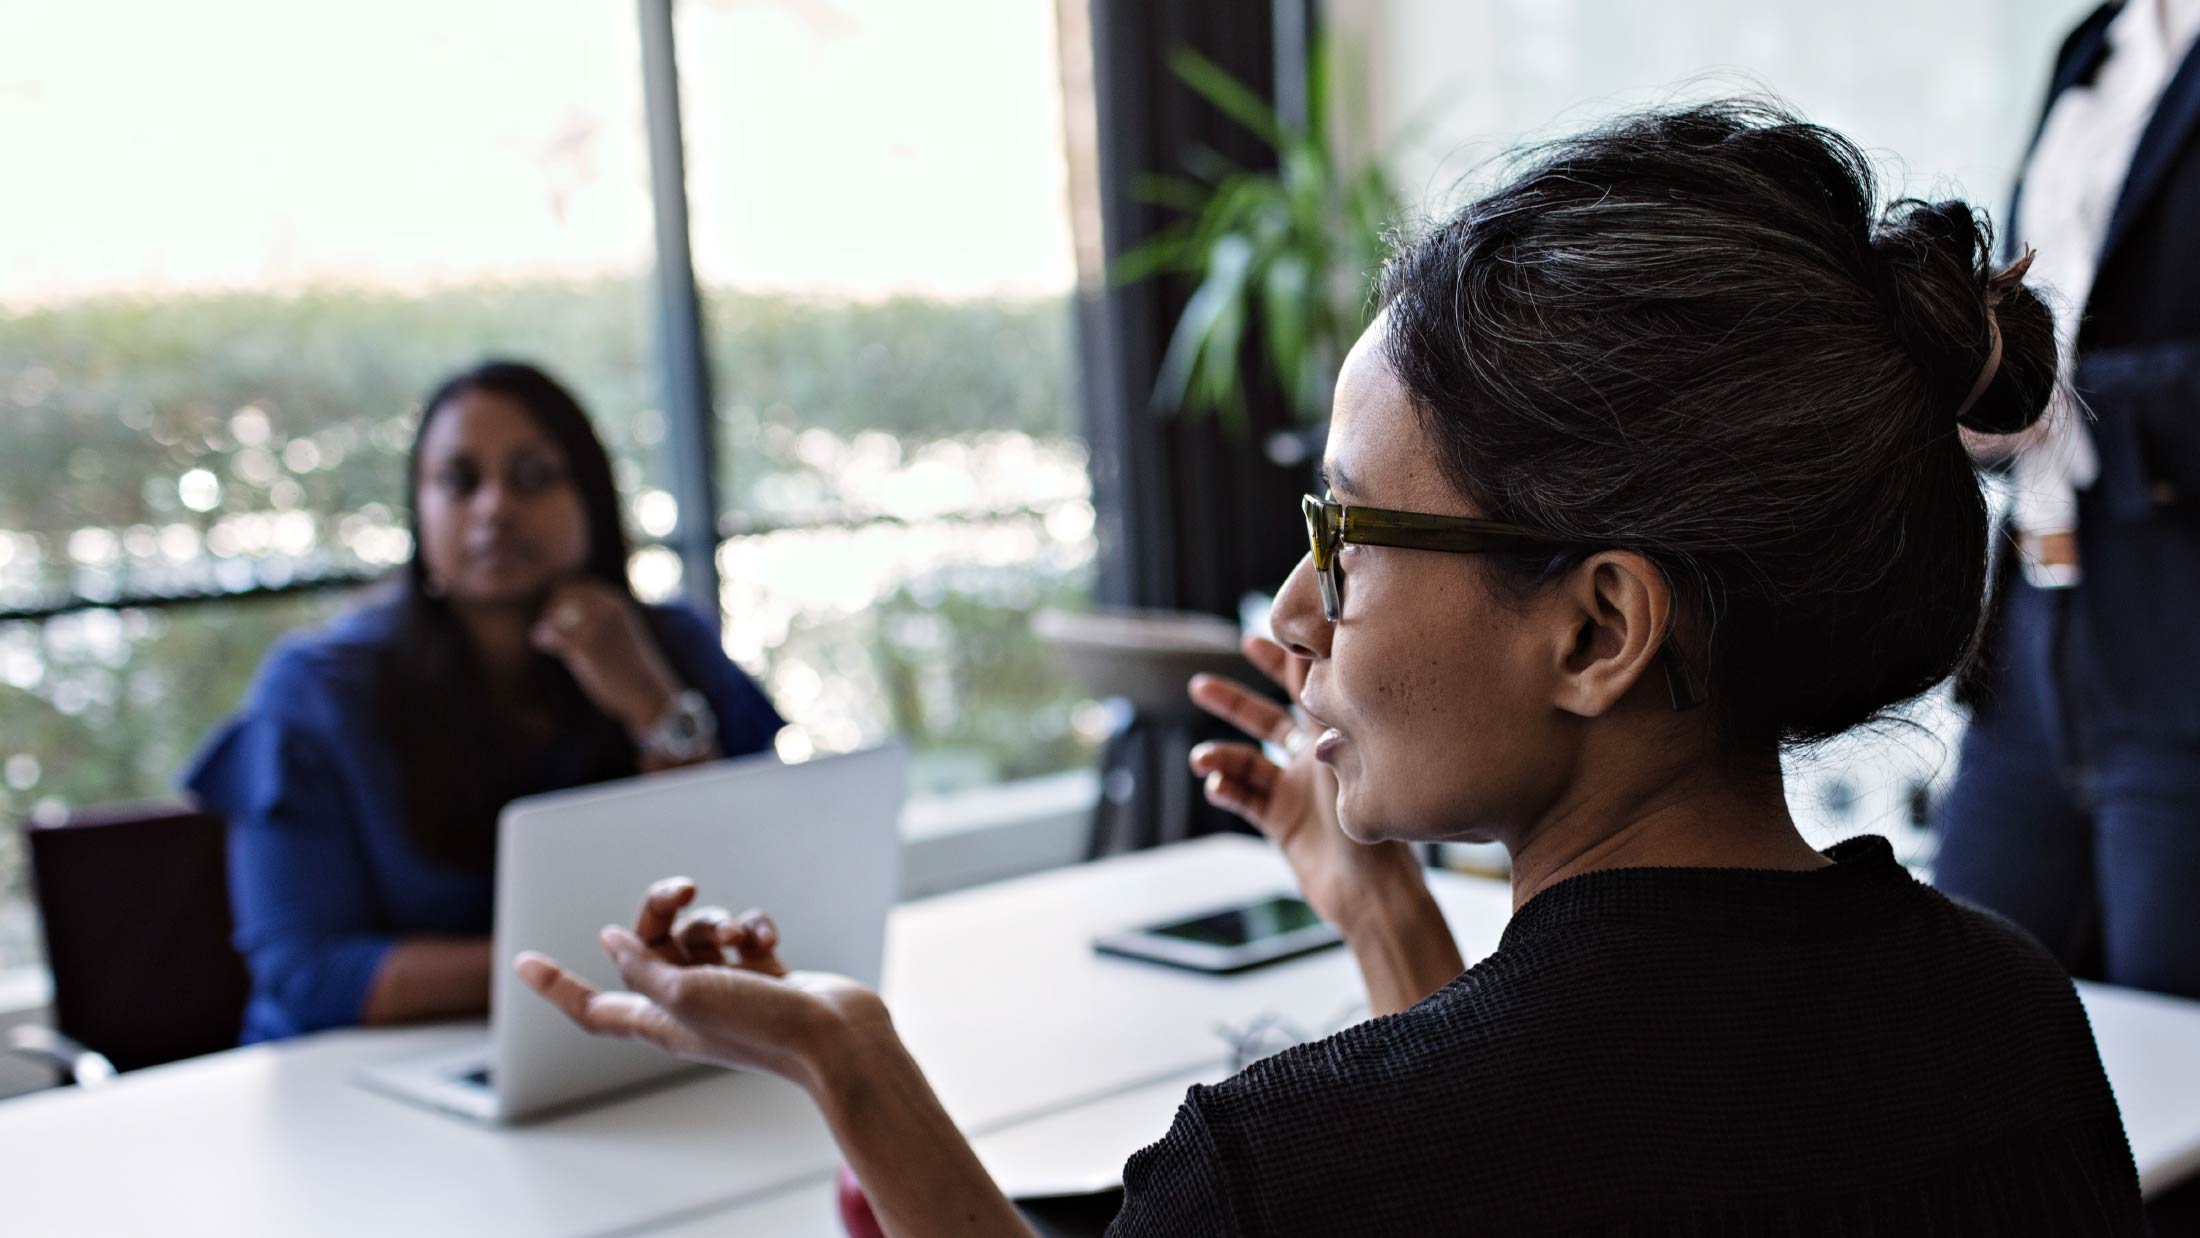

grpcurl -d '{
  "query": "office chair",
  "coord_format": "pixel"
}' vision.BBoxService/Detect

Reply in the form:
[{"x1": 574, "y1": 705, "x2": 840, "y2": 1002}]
[{"x1": 8, "y1": 802, "x2": 249, "y2": 1086}]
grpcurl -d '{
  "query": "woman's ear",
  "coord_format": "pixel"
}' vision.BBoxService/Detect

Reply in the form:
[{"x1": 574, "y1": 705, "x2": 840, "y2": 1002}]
[{"x1": 1549, "y1": 551, "x2": 1671, "y2": 719}]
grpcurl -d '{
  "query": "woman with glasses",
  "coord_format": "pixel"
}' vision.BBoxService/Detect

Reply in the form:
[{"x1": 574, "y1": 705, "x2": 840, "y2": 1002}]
[
  {"x1": 185, "y1": 361, "x2": 783, "y2": 1043},
  {"x1": 516, "y1": 103, "x2": 2144, "y2": 1234}
]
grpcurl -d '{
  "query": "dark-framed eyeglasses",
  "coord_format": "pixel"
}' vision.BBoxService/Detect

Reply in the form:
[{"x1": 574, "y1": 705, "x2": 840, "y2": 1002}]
[
  {"x1": 1300, "y1": 493, "x2": 1584, "y2": 622},
  {"x1": 1299, "y1": 493, "x2": 1704, "y2": 711}
]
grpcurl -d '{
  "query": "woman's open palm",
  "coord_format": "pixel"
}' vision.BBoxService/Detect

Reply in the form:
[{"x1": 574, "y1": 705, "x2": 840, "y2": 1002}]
[{"x1": 514, "y1": 878, "x2": 883, "y2": 1088}]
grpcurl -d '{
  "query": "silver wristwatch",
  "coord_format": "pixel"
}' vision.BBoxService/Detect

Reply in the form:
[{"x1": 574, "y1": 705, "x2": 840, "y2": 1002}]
[{"x1": 635, "y1": 689, "x2": 717, "y2": 763}]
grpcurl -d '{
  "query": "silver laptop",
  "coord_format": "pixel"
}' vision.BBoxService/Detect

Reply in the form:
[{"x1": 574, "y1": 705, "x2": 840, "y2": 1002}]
[{"x1": 354, "y1": 744, "x2": 906, "y2": 1123}]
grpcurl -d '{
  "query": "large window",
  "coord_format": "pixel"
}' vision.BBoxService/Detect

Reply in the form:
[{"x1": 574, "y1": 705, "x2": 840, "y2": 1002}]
[
  {"x1": 0, "y1": 0, "x2": 666, "y2": 973},
  {"x1": 0, "y1": 0, "x2": 1098, "y2": 976},
  {"x1": 677, "y1": 0, "x2": 1097, "y2": 794}
]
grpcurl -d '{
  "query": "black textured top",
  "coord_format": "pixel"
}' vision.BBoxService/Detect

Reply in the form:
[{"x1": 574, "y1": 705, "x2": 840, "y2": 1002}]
[{"x1": 1108, "y1": 836, "x2": 2143, "y2": 1236}]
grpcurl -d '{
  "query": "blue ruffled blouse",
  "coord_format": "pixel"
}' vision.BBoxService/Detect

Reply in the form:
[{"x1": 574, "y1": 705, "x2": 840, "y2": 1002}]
[{"x1": 183, "y1": 596, "x2": 782, "y2": 1044}]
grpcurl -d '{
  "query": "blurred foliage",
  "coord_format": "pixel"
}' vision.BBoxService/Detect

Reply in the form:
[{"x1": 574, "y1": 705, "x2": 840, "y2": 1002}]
[
  {"x1": 0, "y1": 279, "x2": 1097, "y2": 939},
  {"x1": 1, "y1": 279, "x2": 1079, "y2": 583},
  {"x1": 710, "y1": 292, "x2": 1082, "y2": 513},
  {"x1": 873, "y1": 564, "x2": 1097, "y2": 795},
  {"x1": 1114, "y1": 45, "x2": 1402, "y2": 427}
]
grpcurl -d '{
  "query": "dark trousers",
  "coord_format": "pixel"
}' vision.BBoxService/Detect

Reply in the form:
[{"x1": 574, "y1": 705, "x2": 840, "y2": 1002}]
[{"x1": 1935, "y1": 578, "x2": 2200, "y2": 1000}]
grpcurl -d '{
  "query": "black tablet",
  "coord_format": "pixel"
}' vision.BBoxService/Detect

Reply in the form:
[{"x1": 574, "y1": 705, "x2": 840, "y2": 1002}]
[{"x1": 1093, "y1": 893, "x2": 1343, "y2": 974}]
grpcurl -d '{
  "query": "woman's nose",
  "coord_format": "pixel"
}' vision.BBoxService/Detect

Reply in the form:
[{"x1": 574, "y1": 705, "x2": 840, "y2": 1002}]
[
  {"x1": 1269, "y1": 553, "x2": 1332, "y2": 661},
  {"x1": 469, "y1": 480, "x2": 516, "y2": 522}
]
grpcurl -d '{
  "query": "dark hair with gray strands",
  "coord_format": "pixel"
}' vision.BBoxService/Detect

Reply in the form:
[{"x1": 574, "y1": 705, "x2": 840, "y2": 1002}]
[{"x1": 1377, "y1": 100, "x2": 2056, "y2": 750}]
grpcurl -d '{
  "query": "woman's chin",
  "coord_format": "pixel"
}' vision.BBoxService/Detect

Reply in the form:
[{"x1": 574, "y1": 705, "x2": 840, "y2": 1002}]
[
  {"x1": 449, "y1": 576, "x2": 551, "y2": 611},
  {"x1": 1333, "y1": 792, "x2": 1380, "y2": 844},
  {"x1": 1334, "y1": 783, "x2": 1424, "y2": 847}
]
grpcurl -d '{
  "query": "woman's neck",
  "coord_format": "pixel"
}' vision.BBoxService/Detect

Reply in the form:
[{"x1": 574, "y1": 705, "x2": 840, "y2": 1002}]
[
  {"x1": 1502, "y1": 746, "x2": 1826, "y2": 913},
  {"x1": 450, "y1": 601, "x2": 537, "y2": 691}
]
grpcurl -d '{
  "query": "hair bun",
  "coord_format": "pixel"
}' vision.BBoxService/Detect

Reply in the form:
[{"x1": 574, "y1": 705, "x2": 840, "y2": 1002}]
[{"x1": 1866, "y1": 199, "x2": 2056, "y2": 437}]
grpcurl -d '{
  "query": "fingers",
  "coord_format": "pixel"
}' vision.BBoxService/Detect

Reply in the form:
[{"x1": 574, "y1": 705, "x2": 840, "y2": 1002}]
[
  {"x1": 516, "y1": 950, "x2": 654, "y2": 1038},
  {"x1": 529, "y1": 582, "x2": 580, "y2": 653},
  {"x1": 529, "y1": 613, "x2": 567, "y2": 656},
  {"x1": 515, "y1": 951, "x2": 601, "y2": 1024},
  {"x1": 628, "y1": 883, "x2": 786, "y2": 977},
  {"x1": 601, "y1": 924, "x2": 689, "y2": 1008},
  {"x1": 1202, "y1": 769, "x2": 1267, "y2": 821},
  {"x1": 1241, "y1": 633, "x2": 1309, "y2": 698},
  {"x1": 718, "y1": 909, "x2": 790, "y2": 978},
  {"x1": 1189, "y1": 741, "x2": 1277, "y2": 819},
  {"x1": 530, "y1": 581, "x2": 611, "y2": 655},
  {"x1": 676, "y1": 906, "x2": 731, "y2": 966},
  {"x1": 1241, "y1": 632, "x2": 1290, "y2": 679},
  {"x1": 1189, "y1": 741, "x2": 1280, "y2": 793},
  {"x1": 1249, "y1": 635, "x2": 1310, "y2": 703},
  {"x1": 633, "y1": 877, "x2": 698, "y2": 961},
  {"x1": 516, "y1": 953, "x2": 685, "y2": 1049},
  {"x1": 1187, "y1": 674, "x2": 1296, "y2": 746}
]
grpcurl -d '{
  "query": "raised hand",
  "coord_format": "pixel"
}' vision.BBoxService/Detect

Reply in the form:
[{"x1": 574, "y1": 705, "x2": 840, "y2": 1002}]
[
  {"x1": 1188, "y1": 634, "x2": 1425, "y2": 941},
  {"x1": 529, "y1": 579, "x2": 687, "y2": 737}
]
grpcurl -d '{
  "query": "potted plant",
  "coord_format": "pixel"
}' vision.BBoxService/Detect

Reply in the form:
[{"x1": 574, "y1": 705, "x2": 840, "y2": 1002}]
[{"x1": 1114, "y1": 43, "x2": 1403, "y2": 465}]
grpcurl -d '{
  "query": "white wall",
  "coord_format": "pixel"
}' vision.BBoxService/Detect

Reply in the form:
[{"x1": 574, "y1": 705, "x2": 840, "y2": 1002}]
[
  {"x1": 1320, "y1": 0, "x2": 2103, "y2": 858},
  {"x1": 1327, "y1": 0, "x2": 2102, "y2": 226}
]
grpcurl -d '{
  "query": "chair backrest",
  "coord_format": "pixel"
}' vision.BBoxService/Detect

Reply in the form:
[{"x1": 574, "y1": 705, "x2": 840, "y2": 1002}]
[{"x1": 24, "y1": 802, "x2": 249, "y2": 1072}]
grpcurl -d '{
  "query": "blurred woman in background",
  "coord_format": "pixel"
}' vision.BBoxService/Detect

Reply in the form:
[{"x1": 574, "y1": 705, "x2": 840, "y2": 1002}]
[{"x1": 186, "y1": 360, "x2": 781, "y2": 1043}]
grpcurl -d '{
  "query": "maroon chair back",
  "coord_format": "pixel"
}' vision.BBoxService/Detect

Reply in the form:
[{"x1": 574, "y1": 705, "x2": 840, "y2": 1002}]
[{"x1": 23, "y1": 802, "x2": 250, "y2": 1072}]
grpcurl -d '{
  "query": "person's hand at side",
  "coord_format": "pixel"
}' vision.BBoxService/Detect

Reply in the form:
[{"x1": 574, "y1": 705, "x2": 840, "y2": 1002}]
[
  {"x1": 529, "y1": 580, "x2": 691, "y2": 742},
  {"x1": 515, "y1": 879, "x2": 1034, "y2": 1238},
  {"x1": 1189, "y1": 634, "x2": 1464, "y2": 1014}
]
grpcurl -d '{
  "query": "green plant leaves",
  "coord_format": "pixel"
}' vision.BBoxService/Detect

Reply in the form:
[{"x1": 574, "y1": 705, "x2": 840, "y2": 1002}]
[
  {"x1": 1168, "y1": 48, "x2": 1288, "y2": 150},
  {"x1": 1153, "y1": 233, "x2": 1254, "y2": 425},
  {"x1": 1112, "y1": 40, "x2": 1402, "y2": 429}
]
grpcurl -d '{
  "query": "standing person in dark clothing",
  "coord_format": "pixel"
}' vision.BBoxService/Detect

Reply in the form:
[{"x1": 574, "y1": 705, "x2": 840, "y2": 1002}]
[
  {"x1": 1935, "y1": 0, "x2": 2200, "y2": 1002},
  {"x1": 512, "y1": 103, "x2": 2144, "y2": 1235}
]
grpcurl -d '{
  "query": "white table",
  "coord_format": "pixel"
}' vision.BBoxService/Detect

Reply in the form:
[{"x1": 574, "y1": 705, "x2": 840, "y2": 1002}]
[
  {"x1": 0, "y1": 836, "x2": 2193, "y2": 1236},
  {"x1": 644, "y1": 1074, "x2": 1226, "y2": 1238},
  {"x1": 2084, "y1": 982, "x2": 2200, "y2": 1197},
  {"x1": 0, "y1": 838, "x2": 1468, "y2": 1237}
]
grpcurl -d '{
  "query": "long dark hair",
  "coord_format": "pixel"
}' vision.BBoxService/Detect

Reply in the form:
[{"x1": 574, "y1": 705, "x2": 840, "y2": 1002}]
[
  {"x1": 378, "y1": 360, "x2": 642, "y2": 870},
  {"x1": 1376, "y1": 101, "x2": 2056, "y2": 751}
]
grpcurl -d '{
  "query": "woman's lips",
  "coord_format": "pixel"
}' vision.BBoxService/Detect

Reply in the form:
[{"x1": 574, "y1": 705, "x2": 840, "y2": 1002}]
[
  {"x1": 470, "y1": 541, "x2": 533, "y2": 568},
  {"x1": 1312, "y1": 728, "x2": 1346, "y2": 762}
]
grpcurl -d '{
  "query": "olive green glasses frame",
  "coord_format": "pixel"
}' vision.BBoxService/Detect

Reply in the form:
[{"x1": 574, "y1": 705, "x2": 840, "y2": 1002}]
[
  {"x1": 1301, "y1": 493, "x2": 1586, "y2": 623},
  {"x1": 1299, "y1": 493, "x2": 1705, "y2": 711}
]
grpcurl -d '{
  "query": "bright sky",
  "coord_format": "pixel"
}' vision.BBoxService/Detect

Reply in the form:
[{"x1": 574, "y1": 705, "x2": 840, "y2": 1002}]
[{"x1": 0, "y1": 0, "x2": 1076, "y2": 306}]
